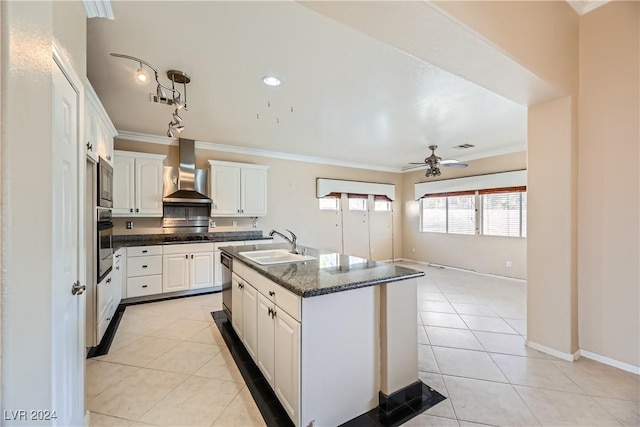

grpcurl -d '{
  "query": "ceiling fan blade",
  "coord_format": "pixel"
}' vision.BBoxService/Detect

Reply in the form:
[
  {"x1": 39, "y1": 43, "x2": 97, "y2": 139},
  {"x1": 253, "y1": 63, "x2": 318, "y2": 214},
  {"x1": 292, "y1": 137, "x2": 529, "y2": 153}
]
[
  {"x1": 408, "y1": 162, "x2": 426, "y2": 165},
  {"x1": 401, "y1": 164, "x2": 427, "y2": 171},
  {"x1": 440, "y1": 159, "x2": 459, "y2": 165},
  {"x1": 442, "y1": 163, "x2": 468, "y2": 168}
]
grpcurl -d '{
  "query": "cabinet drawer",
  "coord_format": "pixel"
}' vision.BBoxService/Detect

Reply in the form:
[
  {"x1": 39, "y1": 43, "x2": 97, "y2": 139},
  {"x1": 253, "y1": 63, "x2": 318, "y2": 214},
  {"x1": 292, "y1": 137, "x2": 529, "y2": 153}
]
[
  {"x1": 127, "y1": 245, "x2": 162, "y2": 257},
  {"x1": 127, "y1": 255, "x2": 162, "y2": 277},
  {"x1": 163, "y1": 242, "x2": 214, "y2": 255},
  {"x1": 97, "y1": 299, "x2": 114, "y2": 344},
  {"x1": 127, "y1": 275, "x2": 162, "y2": 297}
]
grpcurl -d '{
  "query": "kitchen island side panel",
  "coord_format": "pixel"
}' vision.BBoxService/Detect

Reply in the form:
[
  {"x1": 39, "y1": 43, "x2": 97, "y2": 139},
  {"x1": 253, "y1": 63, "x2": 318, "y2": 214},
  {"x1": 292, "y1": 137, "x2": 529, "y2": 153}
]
[{"x1": 300, "y1": 285, "x2": 379, "y2": 426}]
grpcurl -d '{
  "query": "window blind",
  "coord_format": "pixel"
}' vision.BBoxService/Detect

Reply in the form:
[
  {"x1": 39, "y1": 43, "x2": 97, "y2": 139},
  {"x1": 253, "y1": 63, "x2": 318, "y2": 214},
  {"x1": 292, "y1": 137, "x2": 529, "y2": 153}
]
[{"x1": 481, "y1": 191, "x2": 526, "y2": 237}]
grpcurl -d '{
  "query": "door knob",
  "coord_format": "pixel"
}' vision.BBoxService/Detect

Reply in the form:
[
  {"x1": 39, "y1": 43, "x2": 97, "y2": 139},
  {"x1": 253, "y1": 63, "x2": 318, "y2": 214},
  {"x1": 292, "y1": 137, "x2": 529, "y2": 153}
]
[{"x1": 71, "y1": 281, "x2": 86, "y2": 296}]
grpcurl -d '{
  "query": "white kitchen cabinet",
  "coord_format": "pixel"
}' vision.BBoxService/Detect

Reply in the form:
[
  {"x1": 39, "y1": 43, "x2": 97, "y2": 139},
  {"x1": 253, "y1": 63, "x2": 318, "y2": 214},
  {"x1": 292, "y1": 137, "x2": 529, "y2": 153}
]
[
  {"x1": 163, "y1": 253, "x2": 190, "y2": 292},
  {"x1": 274, "y1": 308, "x2": 300, "y2": 421},
  {"x1": 112, "y1": 248, "x2": 125, "y2": 305},
  {"x1": 85, "y1": 80, "x2": 116, "y2": 164},
  {"x1": 126, "y1": 245, "x2": 163, "y2": 298},
  {"x1": 257, "y1": 293, "x2": 276, "y2": 386},
  {"x1": 231, "y1": 275, "x2": 244, "y2": 336},
  {"x1": 96, "y1": 271, "x2": 114, "y2": 344},
  {"x1": 113, "y1": 151, "x2": 166, "y2": 217},
  {"x1": 209, "y1": 160, "x2": 269, "y2": 217},
  {"x1": 232, "y1": 262, "x2": 301, "y2": 425},
  {"x1": 242, "y1": 283, "x2": 259, "y2": 360},
  {"x1": 163, "y1": 243, "x2": 214, "y2": 292}
]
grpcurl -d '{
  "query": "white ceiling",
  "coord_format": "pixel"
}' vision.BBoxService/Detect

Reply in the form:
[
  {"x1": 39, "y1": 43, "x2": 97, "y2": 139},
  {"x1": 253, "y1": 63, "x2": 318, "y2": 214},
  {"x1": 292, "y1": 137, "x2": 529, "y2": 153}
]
[{"x1": 87, "y1": 1, "x2": 530, "y2": 170}]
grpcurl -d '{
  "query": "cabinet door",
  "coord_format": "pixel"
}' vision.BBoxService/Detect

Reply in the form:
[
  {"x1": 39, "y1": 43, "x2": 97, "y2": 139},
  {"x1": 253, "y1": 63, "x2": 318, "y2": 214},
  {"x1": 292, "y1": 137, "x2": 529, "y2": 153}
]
[
  {"x1": 97, "y1": 273, "x2": 114, "y2": 338},
  {"x1": 96, "y1": 120, "x2": 113, "y2": 164},
  {"x1": 256, "y1": 293, "x2": 275, "y2": 386},
  {"x1": 211, "y1": 164, "x2": 241, "y2": 215},
  {"x1": 135, "y1": 158, "x2": 164, "y2": 216},
  {"x1": 112, "y1": 249, "x2": 124, "y2": 307},
  {"x1": 163, "y1": 253, "x2": 189, "y2": 293},
  {"x1": 274, "y1": 308, "x2": 300, "y2": 423},
  {"x1": 113, "y1": 154, "x2": 135, "y2": 215},
  {"x1": 231, "y1": 276, "x2": 244, "y2": 337},
  {"x1": 241, "y1": 167, "x2": 268, "y2": 216},
  {"x1": 190, "y1": 252, "x2": 214, "y2": 289},
  {"x1": 242, "y1": 284, "x2": 259, "y2": 361},
  {"x1": 213, "y1": 251, "x2": 222, "y2": 287},
  {"x1": 85, "y1": 103, "x2": 98, "y2": 162}
]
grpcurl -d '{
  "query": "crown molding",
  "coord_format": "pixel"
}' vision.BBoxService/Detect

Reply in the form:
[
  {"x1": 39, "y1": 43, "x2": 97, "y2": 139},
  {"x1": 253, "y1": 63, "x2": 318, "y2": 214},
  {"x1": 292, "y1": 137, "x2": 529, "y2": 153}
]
[
  {"x1": 566, "y1": 0, "x2": 610, "y2": 16},
  {"x1": 83, "y1": 0, "x2": 115, "y2": 19},
  {"x1": 115, "y1": 130, "x2": 400, "y2": 173}
]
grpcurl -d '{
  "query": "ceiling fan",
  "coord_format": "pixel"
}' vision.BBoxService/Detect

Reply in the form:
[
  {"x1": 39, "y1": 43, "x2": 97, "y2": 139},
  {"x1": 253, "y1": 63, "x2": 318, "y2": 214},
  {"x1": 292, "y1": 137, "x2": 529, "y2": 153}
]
[{"x1": 403, "y1": 145, "x2": 468, "y2": 177}]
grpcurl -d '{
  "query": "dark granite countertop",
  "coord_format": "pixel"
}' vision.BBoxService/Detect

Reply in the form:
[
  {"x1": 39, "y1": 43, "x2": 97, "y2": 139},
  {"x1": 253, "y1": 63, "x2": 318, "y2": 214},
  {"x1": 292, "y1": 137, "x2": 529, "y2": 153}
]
[
  {"x1": 220, "y1": 243, "x2": 424, "y2": 298},
  {"x1": 113, "y1": 231, "x2": 272, "y2": 251}
]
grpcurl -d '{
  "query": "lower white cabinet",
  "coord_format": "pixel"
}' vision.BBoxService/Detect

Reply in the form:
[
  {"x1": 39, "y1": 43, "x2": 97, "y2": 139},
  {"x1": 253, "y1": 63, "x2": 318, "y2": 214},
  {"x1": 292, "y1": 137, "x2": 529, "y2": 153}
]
[
  {"x1": 96, "y1": 271, "x2": 114, "y2": 344},
  {"x1": 232, "y1": 265, "x2": 301, "y2": 425},
  {"x1": 112, "y1": 248, "x2": 125, "y2": 304},
  {"x1": 126, "y1": 245, "x2": 163, "y2": 298},
  {"x1": 162, "y1": 243, "x2": 214, "y2": 292}
]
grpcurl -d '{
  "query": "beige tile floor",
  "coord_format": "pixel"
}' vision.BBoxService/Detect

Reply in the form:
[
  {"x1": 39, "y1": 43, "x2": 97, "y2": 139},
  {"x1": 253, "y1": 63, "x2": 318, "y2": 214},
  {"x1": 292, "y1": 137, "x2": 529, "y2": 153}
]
[
  {"x1": 86, "y1": 293, "x2": 266, "y2": 427},
  {"x1": 398, "y1": 262, "x2": 640, "y2": 427},
  {"x1": 86, "y1": 266, "x2": 639, "y2": 427}
]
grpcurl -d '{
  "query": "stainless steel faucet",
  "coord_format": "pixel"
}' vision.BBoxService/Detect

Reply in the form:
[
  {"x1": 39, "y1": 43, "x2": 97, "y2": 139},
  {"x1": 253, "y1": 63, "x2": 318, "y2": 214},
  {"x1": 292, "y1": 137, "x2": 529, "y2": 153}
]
[{"x1": 269, "y1": 229, "x2": 299, "y2": 254}]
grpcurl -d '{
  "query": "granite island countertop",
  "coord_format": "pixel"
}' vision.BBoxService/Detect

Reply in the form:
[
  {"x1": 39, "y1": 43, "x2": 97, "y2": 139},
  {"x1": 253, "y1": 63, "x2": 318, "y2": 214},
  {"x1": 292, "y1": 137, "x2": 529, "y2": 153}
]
[
  {"x1": 113, "y1": 231, "x2": 272, "y2": 250},
  {"x1": 220, "y1": 242, "x2": 424, "y2": 297}
]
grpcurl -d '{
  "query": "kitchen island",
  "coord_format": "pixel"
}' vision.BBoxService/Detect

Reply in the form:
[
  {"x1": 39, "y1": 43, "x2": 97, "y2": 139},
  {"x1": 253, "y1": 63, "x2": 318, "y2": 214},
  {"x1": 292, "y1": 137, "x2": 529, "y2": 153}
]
[{"x1": 220, "y1": 243, "x2": 427, "y2": 426}]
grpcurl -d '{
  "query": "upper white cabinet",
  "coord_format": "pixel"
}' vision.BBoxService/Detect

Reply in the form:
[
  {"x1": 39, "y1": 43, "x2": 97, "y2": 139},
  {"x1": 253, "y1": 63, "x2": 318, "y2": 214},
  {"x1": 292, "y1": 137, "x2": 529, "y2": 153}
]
[
  {"x1": 209, "y1": 160, "x2": 269, "y2": 217},
  {"x1": 85, "y1": 80, "x2": 116, "y2": 164},
  {"x1": 113, "y1": 151, "x2": 166, "y2": 217}
]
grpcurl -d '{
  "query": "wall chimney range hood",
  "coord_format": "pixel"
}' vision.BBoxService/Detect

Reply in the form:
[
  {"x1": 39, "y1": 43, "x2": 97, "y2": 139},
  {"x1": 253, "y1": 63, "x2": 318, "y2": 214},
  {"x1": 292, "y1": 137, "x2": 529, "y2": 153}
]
[{"x1": 163, "y1": 138, "x2": 212, "y2": 204}]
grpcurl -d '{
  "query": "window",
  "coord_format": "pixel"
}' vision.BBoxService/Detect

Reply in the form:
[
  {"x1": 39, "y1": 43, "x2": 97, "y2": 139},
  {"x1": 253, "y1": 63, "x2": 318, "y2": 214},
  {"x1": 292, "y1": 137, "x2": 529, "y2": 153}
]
[
  {"x1": 348, "y1": 198, "x2": 367, "y2": 211},
  {"x1": 374, "y1": 200, "x2": 392, "y2": 211},
  {"x1": 421, "y1": 194, "x2": 476, "y2": 234},
  {"x1": 319, "y1": 197, "x2": 340, "y2": 211},
  {"x1": 481, "y1": 190, "x2": 527, "y2": 237}
]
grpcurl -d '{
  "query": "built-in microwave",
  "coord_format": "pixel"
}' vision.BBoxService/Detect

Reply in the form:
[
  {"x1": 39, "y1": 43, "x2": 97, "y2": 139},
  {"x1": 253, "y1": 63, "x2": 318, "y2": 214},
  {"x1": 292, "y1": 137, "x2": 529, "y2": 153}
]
[{"x1": 97, "y1": 157, "x2": 113, "y2": 208}]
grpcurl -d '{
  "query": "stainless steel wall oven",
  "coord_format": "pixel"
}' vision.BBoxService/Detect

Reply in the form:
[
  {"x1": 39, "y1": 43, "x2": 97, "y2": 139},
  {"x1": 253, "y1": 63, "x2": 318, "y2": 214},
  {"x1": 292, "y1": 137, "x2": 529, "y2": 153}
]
[
  {"x1": 97, "y1": 157, "x2": 113, "y2": 208},
  {"x1": 97, "y1": 207, "x2": 113, "y2": 282}
]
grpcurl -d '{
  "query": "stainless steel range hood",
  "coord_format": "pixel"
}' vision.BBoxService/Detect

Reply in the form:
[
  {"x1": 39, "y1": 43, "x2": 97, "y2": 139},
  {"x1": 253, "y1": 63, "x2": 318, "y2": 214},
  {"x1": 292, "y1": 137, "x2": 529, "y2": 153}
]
[{"x1": 163, "y1": 138, "x2": 212, "y2": 204}]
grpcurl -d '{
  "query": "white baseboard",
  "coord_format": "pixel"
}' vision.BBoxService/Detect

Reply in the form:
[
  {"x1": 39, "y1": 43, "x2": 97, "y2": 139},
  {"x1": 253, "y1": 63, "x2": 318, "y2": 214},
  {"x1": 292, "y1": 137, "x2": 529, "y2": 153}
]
[
  {"x1": 84, "y1": 410, "x2": 90, "y2": 427},
  {"x1": 397, "y1": 258, "x2": 526, "y2": 282},
  {"x1": 579, "y1": 349, "x2": 640, "y2": 375},
  {"x1": 525, "y1": 339, "x2": 579, "y2": 362}
]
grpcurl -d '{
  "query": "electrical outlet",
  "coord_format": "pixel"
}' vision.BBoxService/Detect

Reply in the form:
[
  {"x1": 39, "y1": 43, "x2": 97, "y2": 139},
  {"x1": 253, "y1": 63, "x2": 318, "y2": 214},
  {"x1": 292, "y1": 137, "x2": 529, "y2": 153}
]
[
  {"x1": 252, "y1": 219, "x2": 258, "y2": 228},
  {"x1": 126, "y1": 221, "x2": 133, "y2": 229},
  {"x1": 412, "y1": 248, "x2": 416, "y2": 253},
  {"x1": 506, "y1": 260, "x2": 513, "y2": 268},
  {"x1": 232, "y1": 221, "x2": 238, "y2": 227},
  {"x1": 209, "y1": 220, "x2": 216, "y2": 228}
]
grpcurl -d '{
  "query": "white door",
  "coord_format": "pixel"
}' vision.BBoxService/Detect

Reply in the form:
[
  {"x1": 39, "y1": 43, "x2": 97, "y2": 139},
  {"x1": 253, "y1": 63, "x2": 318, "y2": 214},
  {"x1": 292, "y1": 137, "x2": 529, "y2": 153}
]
[
  {"x1": 274, "y1": 309, "x2": 300, "y2": 423},
  {"x1": 51, "y1": 60, "x2": 83, "y2": 426},
  {"x1": 163, "y1": 254, "x2": 189, "y2": 292},
  {"x1": 342, "y1": 195, "x2": 370, "y2": 259},
  {"x1": 241, "y1": 167, "x2": 267, "y2": 216},
  {"x1": 369, "y1": 207, "x2": 393, "y2": 261},
  {"x1": 211, "y1": 164, "x2": 241, "y2": 215},
  {"x1": 136, "y1": 158, "x2": 164, "y2": 215},
  {"x1": 256, "y1": 294, "x2": 275, "y2": 386},
  {"x1": 113, "y1": 154, "x2": 135, "y2": 215},
  {"x1": 190, "y1": 252, "x2": 214, "y2": 289}
]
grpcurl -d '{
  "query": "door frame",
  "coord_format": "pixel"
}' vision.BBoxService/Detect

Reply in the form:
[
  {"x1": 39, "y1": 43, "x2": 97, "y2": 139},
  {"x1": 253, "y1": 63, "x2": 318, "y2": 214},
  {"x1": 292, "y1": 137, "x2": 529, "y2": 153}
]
[{"x1": 52, "y1": 38, "x2": 87, "y2": 425}]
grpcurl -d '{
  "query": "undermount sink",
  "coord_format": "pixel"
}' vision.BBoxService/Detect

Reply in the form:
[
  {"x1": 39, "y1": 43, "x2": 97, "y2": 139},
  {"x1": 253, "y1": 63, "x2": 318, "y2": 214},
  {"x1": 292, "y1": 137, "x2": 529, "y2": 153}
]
[{"x1": 240, "y1": 249, "x2": 316, "y2": 265}]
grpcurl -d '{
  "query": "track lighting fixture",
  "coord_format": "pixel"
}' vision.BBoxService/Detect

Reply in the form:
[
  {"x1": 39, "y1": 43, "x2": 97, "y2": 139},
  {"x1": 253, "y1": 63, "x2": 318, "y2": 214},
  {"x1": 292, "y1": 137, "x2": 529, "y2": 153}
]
[{"x1": 111, "y1": 53, "x2": 191, "y2": 137}]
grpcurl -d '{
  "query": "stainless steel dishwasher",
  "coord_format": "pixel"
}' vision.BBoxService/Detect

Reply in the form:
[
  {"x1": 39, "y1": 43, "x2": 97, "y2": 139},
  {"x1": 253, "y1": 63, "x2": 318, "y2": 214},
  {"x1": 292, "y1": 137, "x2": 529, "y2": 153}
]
[{"x1": 221, "y1": 252, "x2": 233, "y2": 320}]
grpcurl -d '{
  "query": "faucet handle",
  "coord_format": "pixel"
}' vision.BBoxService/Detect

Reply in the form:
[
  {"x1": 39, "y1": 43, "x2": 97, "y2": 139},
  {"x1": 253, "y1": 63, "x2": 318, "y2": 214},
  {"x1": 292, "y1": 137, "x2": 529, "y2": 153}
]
[{"x1": 285, "y1": 229, "x2": 298, "y2": 242}]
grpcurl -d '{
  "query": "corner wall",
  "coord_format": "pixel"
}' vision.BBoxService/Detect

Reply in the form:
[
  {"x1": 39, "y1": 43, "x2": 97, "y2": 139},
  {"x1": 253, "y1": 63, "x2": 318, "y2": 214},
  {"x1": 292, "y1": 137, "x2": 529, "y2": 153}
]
[
  {"x1": 401, "y1": 152, "x2": 527, "y2": 279},
  {"x1": 577, "y1": 1, "x2": 640, "y2": 368}
]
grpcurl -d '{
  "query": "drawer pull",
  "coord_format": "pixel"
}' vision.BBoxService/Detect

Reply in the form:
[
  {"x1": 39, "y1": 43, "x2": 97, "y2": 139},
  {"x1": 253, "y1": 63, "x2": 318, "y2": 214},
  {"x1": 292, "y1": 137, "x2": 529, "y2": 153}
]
[
  {"x1": 106, "y1": 278, "x2": 111, "y2": 283},
  {"x1": 142, "y1": 250, "x2": 148, "y2": 254},
  {"x1": 142, "y1": 265, "x2": 148, "y2": 268},
  {"x1": 267, "y1": 307, "x2": 273, "y2": 317},
  {"x1": 271, "y1": 309, "x2": 277, "y2": 319},
  {"x1": 269, "y1": 291, "x2": 275, "y2": 297},
  {"x1": 116, "y1": 266, "x2": 120, "y2": 270},
  {"x1": 142, "y1": 285, "x2": 148, "y2": 288},
  {"x1": 238, "y1": 283, "x2": 244, "y2": 289}
]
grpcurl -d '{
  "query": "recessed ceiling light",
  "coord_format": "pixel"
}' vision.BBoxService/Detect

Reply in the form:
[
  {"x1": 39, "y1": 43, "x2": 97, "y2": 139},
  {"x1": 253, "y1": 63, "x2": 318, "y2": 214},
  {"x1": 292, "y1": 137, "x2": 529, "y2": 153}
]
[{"x1": 262, "y1": 76, "x2": 281, "y2": 87}]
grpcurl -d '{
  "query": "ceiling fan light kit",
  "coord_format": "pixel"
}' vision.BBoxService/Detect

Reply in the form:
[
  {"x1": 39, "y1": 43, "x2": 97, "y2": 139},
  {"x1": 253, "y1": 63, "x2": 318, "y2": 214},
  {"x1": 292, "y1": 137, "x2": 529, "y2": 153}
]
[
  {"x1": 111, "y1": 53, "x2": 191, "y2": 138},
  {"x1": 406, "y1": 144, "x2": 469, "y2": 177}
]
